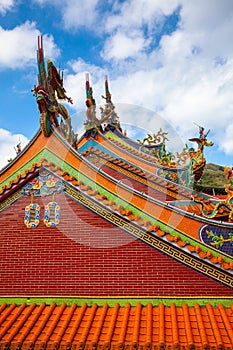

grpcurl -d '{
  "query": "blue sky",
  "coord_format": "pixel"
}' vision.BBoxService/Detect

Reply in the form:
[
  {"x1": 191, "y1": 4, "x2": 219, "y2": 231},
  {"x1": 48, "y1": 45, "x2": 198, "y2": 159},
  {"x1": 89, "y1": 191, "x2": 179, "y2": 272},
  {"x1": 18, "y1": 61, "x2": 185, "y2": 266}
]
[{"x1": 1, "y1": 0, "x2": 233, "y2": 169}]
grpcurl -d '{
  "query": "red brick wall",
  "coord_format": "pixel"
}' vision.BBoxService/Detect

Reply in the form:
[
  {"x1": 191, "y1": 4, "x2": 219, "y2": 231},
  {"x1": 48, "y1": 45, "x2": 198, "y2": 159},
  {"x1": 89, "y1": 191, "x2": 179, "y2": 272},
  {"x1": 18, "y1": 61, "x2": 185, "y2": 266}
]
[{"x1": 0, "y1": 193, "x2": 232, "y2": 296}]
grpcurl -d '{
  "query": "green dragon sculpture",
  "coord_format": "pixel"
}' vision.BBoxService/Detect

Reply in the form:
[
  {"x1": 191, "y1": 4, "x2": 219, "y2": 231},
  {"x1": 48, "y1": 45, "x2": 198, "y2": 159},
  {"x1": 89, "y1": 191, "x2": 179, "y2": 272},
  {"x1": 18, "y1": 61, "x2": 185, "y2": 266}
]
[{"x1": 33, "y1": 36, "x2": 76, "y2": 146}]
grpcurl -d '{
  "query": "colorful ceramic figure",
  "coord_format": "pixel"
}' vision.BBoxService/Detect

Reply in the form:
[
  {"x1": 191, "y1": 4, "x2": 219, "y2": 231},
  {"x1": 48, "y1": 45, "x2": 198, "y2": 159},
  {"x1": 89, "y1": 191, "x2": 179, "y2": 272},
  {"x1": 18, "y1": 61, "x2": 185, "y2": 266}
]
[
  {"x1": 189, "y1": 125, "x2": 214, "y2": 182},
  {"x1": 33, "y1": 35, "x2": 75, "y2": 144}
]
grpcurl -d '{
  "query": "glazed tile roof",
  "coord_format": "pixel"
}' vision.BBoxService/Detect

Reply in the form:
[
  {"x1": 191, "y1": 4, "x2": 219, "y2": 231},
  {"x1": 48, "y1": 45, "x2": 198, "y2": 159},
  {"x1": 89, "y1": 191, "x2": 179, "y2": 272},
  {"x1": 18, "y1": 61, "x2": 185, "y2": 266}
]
[
  {"x1": 107, "y1": 135, "x2": 162, "y2": 164},
  {"x1": 82, "y1": 147, "x2": 226, "y2": 202},
  {"x1": 0, "y1": 302, "x2": 233, "y2": 349},
  {"x1": 82, "y1": 147, "x2": 230, "y2": 220},
  {"x1": 82, "y1": 147, "x2": 192, "y2": 200}
]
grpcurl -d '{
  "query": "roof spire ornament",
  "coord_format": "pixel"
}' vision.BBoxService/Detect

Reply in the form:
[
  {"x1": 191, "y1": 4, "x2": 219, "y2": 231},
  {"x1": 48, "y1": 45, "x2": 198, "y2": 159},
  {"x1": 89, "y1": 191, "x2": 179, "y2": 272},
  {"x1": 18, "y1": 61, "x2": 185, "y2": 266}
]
[
  {"x1": 33, "y1": 35, "x2": 77, "y2": 148},
  {"x1": 188, "y1": 124, "x2": 214, "y2": 183},
  {"x1": 83, "y1": 74, "x2": 122, "y2": 136},
  {"x1": 85, "y1": 73, "x2": 97, "y2": 124},
  {"x1": 101, "y1": 75, "x2": 112, "y2": 104},
  {"x1": 100, "y1": 76, "x2": 122, "y2": 132},
  {"x1": 14, "y1": 138, "x2": 21, "y2": 155}
]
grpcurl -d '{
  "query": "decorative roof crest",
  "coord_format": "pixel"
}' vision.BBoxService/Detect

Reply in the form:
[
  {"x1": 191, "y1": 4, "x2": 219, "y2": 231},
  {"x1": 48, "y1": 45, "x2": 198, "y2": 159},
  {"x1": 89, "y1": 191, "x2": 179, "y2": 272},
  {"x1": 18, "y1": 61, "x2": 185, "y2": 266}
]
[{"x1": 32, "y1": 35, "x2": 77, "y2": 148}]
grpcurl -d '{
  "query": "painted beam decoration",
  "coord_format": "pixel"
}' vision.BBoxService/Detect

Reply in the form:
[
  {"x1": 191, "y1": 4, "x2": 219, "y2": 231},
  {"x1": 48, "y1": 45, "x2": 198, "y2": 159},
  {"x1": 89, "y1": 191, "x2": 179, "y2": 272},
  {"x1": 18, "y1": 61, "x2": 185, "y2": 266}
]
[
  {"x1": 200, "y1": 224, "x2": 233, "y2": 257},
  {"x1": 22, "y1": 172, "x2": 64, "y2": 197},
  {"x1": 22, "y1": 170, "x2": 64, "y2": 228}
]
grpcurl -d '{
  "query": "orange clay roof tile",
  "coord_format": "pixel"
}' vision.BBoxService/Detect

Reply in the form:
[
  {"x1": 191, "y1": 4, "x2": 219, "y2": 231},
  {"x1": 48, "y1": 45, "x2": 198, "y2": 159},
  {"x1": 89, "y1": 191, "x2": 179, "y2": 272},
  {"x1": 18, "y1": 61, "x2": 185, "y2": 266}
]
[
  {"x1": 194, "y1": 303, "x2": 209, "y2": 348},
  {"x1": 158, "y1": 303, "x2": 165, "y2": 347},
  {"x1": 0, "y1": 303, "x2": 27, "y2": 341},
  {"x1": 171, "y1": 303, "x2": 179, "y2": 347},
  {"x1": 62, "y1": 302, "x2": 87, "y2": 349},
  {"x1": 0, "y1": 302, "x2": 233, "y2": 349},
  {"x1": 182, "y1": 303, "x2": 194, "y2": 348}
]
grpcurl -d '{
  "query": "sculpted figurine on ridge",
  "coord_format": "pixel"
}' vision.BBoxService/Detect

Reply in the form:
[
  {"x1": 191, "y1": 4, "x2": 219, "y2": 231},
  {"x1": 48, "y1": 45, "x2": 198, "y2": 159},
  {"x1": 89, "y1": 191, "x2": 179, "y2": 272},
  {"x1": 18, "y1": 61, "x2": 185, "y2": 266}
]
[
  {"x1": 189, "y1": 125, "x2": 214, "y2": 182},
  {"x1": 33, "y1": 36, "x2": 76, "y2": 147}
]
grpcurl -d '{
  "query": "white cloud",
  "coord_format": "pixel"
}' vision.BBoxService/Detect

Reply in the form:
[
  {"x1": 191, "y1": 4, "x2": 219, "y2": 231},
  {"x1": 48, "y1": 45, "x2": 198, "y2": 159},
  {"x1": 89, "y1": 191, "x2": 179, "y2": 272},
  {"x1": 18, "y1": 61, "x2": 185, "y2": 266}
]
[
  {"x1": 0, "y1": 129, "x2": 29, "y2": 169},
  {"x1": 59, "y1": 58, "x2": 108, "y2": 131},
  {"x1": 105, "y1": 0, "x2": 181, "y2": 33},
  {"x1": 33, "y1": 0, "x2": 233, "y2": 165},
  {"x1": 102, "y1": 30, "x2": 150, "y2": 60},
  {"x1": 66, "y1": 58, "x2": 106, "y2": 103},
  {"x1": 64, "y1": 44, "x2": 233, "y2": 153},
  {"x1": 180, "y1": 0, "x2": 233, "y2": 31},
  {"x1": 101, "y1": 0, "x2": 182, "y2": 62},
  {"x1": 32, "y1": 0, "x2": 63, "y2": 5},
  {"x1": 2, "y1": 0, "x2": 233, "y2": 164},
  {"x1": 97, "y1": 0, "x2": 233, "y2": 159},
  {"x1": 62, "y1": 0, "x2": 99, "y2": 29},
  {"x1": 179, "y1": 1, "x2": 233, "y2": 60},
  {"x1": 219, "y1": 124, "x2": 233, "y2": 155},
  {"x1": 0, "y1": 0, "x2": 14, "y2": 15},
  {"x1": 33, "y1": 0, "x2": 100, "y2": 30},
  {"x1": 0, "y1": 22, "x2": 60, "y2": 69}
]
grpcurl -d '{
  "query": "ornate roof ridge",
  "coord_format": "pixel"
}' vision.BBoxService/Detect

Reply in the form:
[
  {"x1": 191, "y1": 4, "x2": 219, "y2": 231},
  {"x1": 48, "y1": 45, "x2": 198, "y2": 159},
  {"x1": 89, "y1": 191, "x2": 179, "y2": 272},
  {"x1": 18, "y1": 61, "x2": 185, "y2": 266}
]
[{"x1": 82, "y1": 146, "x2": 194, "y2": 200}]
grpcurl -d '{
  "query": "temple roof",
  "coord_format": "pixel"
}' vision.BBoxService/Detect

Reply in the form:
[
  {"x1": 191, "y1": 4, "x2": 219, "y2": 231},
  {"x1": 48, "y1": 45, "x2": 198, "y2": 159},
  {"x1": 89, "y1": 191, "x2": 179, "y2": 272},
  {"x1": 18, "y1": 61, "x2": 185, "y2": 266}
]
[
  {"x1": 0, "y1": 302, "x2": 233, "y2": 350},
  {"x1": 1, "y1": 34, "x2": 233, "y2": 349},
  {"x1": 1, "y1": 127, "x2": 233, "y2": 290}
]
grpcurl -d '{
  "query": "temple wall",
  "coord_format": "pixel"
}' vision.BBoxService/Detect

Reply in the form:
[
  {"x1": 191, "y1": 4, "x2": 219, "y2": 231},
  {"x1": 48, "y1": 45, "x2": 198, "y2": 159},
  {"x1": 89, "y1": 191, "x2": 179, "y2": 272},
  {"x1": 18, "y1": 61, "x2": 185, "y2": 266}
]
[{"x1": 0, "y1": 194, "x2": 232, "y2": 296}]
